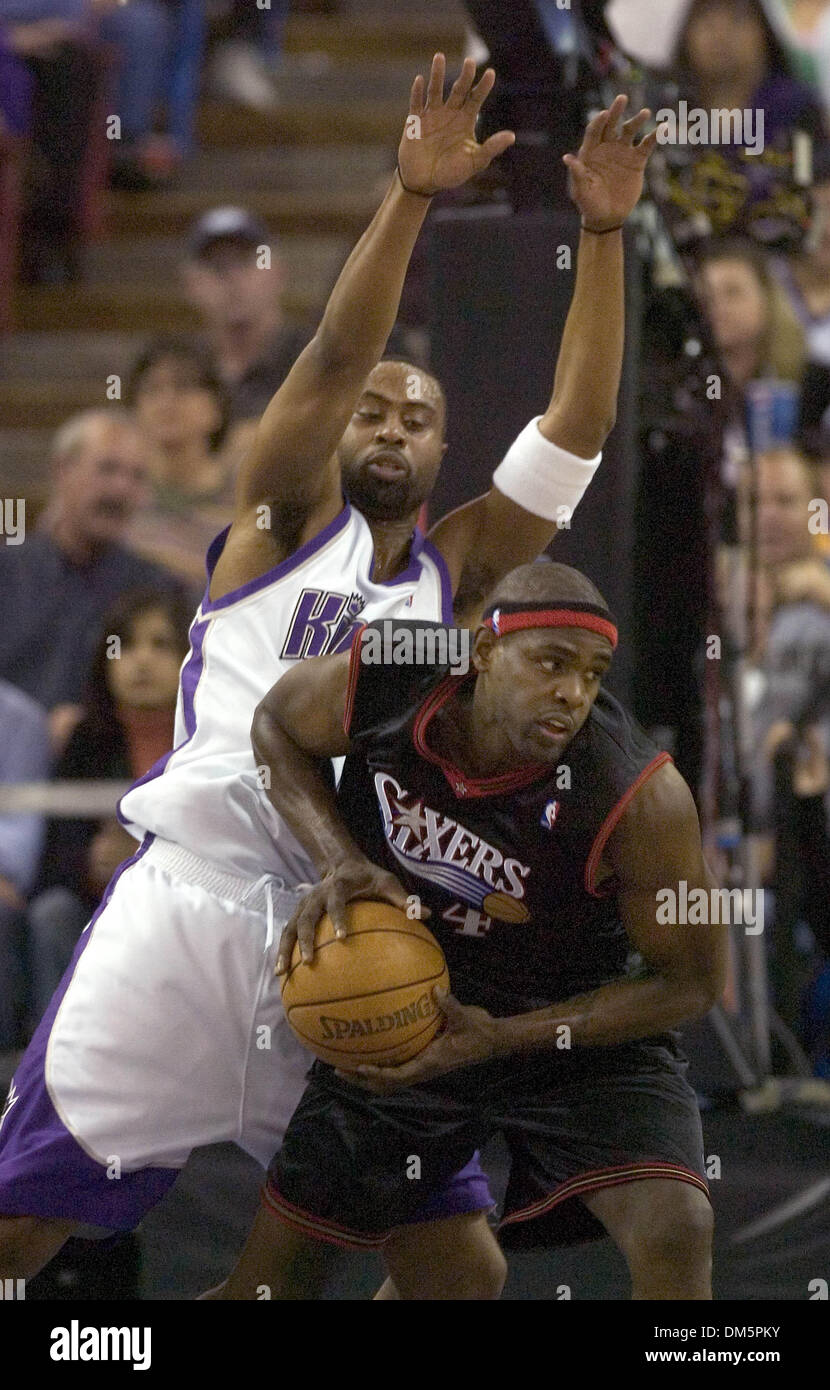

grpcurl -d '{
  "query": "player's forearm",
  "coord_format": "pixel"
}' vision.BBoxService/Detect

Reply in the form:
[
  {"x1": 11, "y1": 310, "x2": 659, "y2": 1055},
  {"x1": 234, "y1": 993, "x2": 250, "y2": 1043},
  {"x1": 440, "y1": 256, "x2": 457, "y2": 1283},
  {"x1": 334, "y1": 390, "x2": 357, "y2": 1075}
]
[
  {"x1": 494, "y1": 970, "x2": 718, "y2": 1056},
  {"x1": 538, "y1": 228, "x2": 624, "y2": 458},
  {"x1": 251, "y1": 707, "x2": 364, "y2": 873},
  {"x1": 314, "y1": 175, "x2": 431, "y2": 375}
]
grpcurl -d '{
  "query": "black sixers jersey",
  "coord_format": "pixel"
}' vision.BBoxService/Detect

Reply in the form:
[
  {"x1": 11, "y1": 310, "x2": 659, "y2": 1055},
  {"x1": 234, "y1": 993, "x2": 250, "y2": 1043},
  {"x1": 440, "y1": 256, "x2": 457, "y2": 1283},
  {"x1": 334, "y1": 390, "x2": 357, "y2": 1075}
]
[{"x1": 338, "y1": 621, "x2": 672, "y2": 1018}]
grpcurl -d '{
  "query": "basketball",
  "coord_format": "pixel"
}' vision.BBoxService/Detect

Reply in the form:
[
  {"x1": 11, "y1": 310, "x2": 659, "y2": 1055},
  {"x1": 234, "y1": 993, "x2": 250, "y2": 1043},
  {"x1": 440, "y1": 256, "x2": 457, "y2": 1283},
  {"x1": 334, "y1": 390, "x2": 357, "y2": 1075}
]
[{"x1": 280, "y1": 900, "x2": 449, "y2": 1069}]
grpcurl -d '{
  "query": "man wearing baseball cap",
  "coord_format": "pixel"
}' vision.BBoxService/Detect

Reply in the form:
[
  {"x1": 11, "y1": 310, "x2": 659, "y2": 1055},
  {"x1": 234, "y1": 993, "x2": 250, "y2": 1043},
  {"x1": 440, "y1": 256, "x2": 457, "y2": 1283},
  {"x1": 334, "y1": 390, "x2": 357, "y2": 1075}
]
[{"x1": 182, "y1": 205, "x2": 310, "y2": 426}]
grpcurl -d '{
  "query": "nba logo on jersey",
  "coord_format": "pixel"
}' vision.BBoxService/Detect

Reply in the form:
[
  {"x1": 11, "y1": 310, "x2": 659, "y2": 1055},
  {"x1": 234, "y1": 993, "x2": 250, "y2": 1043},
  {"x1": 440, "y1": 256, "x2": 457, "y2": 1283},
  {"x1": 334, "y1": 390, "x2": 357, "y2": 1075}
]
[{"x1": 540, "y1": 800, "x2": 559, "y2": 830}]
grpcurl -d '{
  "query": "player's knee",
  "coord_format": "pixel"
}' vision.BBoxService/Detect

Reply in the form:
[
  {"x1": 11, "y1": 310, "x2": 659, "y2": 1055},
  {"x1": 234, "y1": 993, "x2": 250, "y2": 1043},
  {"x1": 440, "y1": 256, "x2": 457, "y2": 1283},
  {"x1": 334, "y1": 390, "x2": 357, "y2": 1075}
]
[
  {"x1": 386, "y1": 1218, "x2": 507, "y2": 1300},
  {"x1": 0, "y1": 1214, "x2": 72, "y2": 1280},
  {"x1": 474, "y1": 1239, "x2": 508, "y2": 1299},
  {"x1": 447, "y1": 1228, "x2": 507, "y2": 1299},
  {"x1": 627, "y1": 1191, "x2": 713, "y2": 1274},
  {"x1": 0, "y1": 1216, "x2": 41, "y2": 1279}
]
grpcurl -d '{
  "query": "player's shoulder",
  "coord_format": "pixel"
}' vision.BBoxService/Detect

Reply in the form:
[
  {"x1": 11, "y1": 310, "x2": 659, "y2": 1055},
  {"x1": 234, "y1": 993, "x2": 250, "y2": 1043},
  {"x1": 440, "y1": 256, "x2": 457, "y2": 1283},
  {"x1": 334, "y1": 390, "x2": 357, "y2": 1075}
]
[
  {"x1": 607, "y1": 759, "x2": 700, "y2": 871},
  {"x1": 346, "y1": 620, "x2": 461, "y2": 741},
  {"x1": 582, "y1": 687, "x2": 667, "y2": 786}
]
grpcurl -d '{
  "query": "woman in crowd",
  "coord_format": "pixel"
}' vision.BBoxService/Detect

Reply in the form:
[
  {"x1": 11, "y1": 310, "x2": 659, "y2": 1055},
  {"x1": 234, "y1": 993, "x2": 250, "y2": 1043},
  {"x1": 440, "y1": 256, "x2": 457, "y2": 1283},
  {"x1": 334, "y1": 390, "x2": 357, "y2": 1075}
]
[
  {"x1": 125, "y1": 334, "x2": 233, "y2": 591},
  {"x1": 779, "y1": 0, "x2": 830, "y2": 117},
  {"x1": 777, "y1": 159, "x2": 830, "y2": 438},
  {"x1": 672, "y1": 0, "x2": 826, "y2": 144},
  {"x1": 697, "y1": 238, "x2": 806, "y2": 431},
  {"x1": 25, "y1": 587, "x2": 191, "y2": 1029},
  {"x1": 635, "y1": 0, "x2": 829, "y2": 251}
]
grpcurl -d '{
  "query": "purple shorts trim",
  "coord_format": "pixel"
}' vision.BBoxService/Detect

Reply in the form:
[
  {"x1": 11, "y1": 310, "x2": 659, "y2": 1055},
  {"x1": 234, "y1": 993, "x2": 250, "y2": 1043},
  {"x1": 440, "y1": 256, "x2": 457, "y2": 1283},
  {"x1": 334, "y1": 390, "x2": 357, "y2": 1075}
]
[
  {"x1": 0, "y1": 836, "x2": 179, "y2": 1231},
  {"x1": 262, "y1": 1153, "x2": 494, "y2": 1252},
  {"x1": 406, "y1": 1152, "x2": 495, "y2": 1226}
]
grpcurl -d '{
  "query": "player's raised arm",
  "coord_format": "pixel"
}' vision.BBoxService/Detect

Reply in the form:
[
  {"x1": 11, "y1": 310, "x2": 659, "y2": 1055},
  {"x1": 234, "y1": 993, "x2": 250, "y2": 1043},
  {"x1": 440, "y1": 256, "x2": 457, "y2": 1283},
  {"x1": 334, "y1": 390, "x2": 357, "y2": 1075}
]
[
  {"x1": 231, "y1": 55, "x2": 514, "y2": 526},
  {"x1": 428, "y1": 96, "x2": 657, "y2": 626},
  {"x1": 251, "y1": 652, "x2": 413, "y2": 968}
]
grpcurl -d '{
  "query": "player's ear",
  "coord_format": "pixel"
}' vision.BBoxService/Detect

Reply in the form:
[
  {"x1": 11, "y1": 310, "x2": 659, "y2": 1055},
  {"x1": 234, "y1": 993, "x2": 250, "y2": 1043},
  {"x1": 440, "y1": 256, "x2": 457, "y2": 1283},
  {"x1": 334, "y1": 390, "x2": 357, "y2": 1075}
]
[{"x1": 472, "y1": 625, "x2": 496, "y2": 673}]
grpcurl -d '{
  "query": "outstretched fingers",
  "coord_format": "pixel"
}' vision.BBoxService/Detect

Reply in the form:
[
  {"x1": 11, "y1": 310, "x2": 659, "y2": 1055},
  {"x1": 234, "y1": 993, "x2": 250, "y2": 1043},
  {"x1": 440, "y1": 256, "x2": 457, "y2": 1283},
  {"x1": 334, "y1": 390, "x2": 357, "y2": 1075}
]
[
  {"x1": 635, "y1": 126, "x2": 659, "y2": 159},
  {"x1": 581, "y1": 94, "x2": 627, "y2": 153},
  {"x1": 467, "y1": 65, "x2": 496, "y2": 112},
  {"x1": 477, "y1": 128, "x2": 516, "y2": 165},
  {"x1": 446, "y1": 54, "x2": 477, "y2": 109},
  {"x1": 409, "y1": 72, "x2": 425, "y2": 117},
  {"x1": 425, "y1": 51, "x2": 446, "y2": 110},
  {"x1": 603, "y1": 93, "x2": 629, "y2": 139},
  {"x1": 621, "y1": 107, "x2": 652, "y2": 145}
]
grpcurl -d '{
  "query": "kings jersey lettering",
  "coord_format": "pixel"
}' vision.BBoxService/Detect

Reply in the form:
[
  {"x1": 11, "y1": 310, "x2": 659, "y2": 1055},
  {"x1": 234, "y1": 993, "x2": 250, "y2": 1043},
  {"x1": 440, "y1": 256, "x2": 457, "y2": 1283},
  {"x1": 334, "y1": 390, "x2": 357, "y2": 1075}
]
[{"x1": 281, "y1": 588, "x2": 365, "y2": 660}]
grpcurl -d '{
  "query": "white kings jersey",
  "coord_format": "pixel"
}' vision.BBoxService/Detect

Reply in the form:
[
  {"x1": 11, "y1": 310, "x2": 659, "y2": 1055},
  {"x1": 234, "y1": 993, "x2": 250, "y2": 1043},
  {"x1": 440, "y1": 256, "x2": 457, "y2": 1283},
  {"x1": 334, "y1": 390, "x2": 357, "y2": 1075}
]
[{"x1": 118, "y1": 505, "x2": 453, "y2": 883}]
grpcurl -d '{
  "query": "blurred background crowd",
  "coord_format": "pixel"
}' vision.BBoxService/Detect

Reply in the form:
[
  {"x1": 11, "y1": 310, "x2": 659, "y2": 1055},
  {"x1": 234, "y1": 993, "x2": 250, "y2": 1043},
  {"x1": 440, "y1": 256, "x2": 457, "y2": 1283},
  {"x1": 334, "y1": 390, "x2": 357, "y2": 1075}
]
[{"x1": 0, "y1": 0, "x2": 829, "y2": 1111}]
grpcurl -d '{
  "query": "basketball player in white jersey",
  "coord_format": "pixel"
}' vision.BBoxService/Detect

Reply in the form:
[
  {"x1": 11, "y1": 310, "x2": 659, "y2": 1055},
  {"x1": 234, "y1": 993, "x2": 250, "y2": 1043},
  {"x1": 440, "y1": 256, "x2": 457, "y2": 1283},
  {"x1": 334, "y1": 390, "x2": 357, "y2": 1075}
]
[{"x1": 0, "y1": 56, "x2": 655, "y2": 1293}]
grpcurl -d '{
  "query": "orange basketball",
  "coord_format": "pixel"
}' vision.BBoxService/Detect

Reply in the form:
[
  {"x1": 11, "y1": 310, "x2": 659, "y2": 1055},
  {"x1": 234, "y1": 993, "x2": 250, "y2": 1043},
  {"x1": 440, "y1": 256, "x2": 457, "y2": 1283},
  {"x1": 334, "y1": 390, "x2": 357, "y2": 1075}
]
[{"x1": 280, "y1": 899, "x2": 449, "y2": 1069}]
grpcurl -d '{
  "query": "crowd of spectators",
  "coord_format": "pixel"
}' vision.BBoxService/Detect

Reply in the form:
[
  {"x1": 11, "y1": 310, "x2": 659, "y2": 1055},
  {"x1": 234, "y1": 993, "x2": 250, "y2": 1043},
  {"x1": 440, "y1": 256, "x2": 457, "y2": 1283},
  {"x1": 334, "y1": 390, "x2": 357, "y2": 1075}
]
[
  {"x1": 465, "y1": 0, "x2": 830, "y2": 1071},
  {"x1": 0, "y1": 192, "x2": 315, "y2": 1044},
  {"x1": 629, "y1": 0, "x2": 830, "y2": 1072},
  {"x1": 0, "y1": 0, "x2": 331, "y2": 284}
]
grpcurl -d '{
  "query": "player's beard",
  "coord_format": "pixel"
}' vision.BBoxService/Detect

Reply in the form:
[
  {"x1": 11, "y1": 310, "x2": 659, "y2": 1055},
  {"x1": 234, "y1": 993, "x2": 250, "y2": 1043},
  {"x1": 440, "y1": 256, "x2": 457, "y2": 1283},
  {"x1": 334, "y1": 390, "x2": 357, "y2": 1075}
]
[{"x1": 340, "y1": 457, "x2": 428, "y2": 522}]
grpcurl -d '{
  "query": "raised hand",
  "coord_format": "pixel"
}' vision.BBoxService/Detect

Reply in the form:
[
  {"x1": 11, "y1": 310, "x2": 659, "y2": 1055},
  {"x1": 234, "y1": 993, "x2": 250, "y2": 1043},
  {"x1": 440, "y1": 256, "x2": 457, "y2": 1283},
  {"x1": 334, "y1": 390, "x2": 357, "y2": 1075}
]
[
  {"x1": 564, "y1": 95, "x2": 657, "y2": 233},
  {"x1": 397, "y1": 53, "x2": 515, "y2": 198}
]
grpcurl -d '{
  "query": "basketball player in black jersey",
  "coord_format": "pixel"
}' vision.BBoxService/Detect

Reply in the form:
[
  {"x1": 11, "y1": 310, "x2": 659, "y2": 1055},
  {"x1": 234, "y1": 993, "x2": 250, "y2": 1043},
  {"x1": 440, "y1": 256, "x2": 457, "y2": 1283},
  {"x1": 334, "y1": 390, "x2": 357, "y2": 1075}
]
[{"x1": 214, "y1": 561, "x2": 726, "y2": 1299}]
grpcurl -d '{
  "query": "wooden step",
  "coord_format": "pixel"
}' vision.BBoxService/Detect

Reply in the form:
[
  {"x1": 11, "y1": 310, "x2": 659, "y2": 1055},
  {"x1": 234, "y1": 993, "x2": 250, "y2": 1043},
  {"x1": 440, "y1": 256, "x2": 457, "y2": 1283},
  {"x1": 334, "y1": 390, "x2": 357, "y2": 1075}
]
[
  {"x1": 196, "y1": 99, "x2": 403, "y2": 148},
  {"x1": 0, "y1": 332, "x2": 137, "y2": 382},
  {"x1": 12, "y1": 284, "x2": 318, "y2": 336},
  {"x1": 284, "y1": 13, "x2": 465, "y2": 63},
  {"x1": 0, "y1": 429, "x2": 54, "y2": 497},
  {"x1": 81, "y1": 232, "x2": 347, "y2": 296},
  {"x1": 104, "y1": 187, "x2": 379, "y2": 239},
  {"x1": 174, "y1": 144, "x2": 390, "y2": 195},
  {"x1": 0, "y1": 379, "x2": 106, "y2": 429}
]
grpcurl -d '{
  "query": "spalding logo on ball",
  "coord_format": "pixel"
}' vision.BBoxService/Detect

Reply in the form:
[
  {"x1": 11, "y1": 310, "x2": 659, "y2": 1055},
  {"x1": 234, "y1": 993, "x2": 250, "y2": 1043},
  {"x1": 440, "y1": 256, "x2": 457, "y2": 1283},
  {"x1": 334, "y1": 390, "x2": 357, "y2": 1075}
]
[{"x1": 280, "y1": 899, "x2": 449, "y2": 1069}]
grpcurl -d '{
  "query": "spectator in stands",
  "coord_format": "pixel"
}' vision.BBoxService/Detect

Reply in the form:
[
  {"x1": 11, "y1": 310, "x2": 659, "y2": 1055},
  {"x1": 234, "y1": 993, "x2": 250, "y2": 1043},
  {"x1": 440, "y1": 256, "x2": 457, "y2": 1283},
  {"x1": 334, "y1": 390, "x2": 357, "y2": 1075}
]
[
  {"x1": 25, "y1": 586, "x2": 190, "y2": 1028},
  {"x1": 808, "y1": 421, "x2": 830, "y2": 533},
  {"x1": 696, "y1": 240, "x2": 807, "y2": 533},
  {"x1": 749, "y1": 445, "x2": 830, "y2": 821},
  {"x1": 780, "y1": 169, "x2": 830, "y2": 362},
  {"x1": 673, "y1": 0, "x2": 826, "y2": 144},
  {"x1": 100, "y1": 0, "x2": 205, "y2": 187},
  {"x1": 628, "y1": 0, "x2": 829, "y2": 250},
  {"x1": 782, "y1": 160, "x2": 830, "y2": 439},
  {"x1": 209, "y1": 0, "x2": 289, "y2": 113},
  {"x1": 0, "y1": 408, "x2": 183, "y2": 752},
  {"x1": 778, "y1": 0, "x2": 830, "y2": 118},
  {"x1": 181, "y1": 207, "x2": 309, "y2": 428},
  {"x1": 743, "y1": 445, "x2": 830, "y2": 1046},
  {"x1": 0, "y1": 17, "x2": 34, "y2": 136},
  {"x1": 698, "y1": 240, "x2": 806, "y2": 397},
  {"x1": 124, "y1": 335, "x2": 233, "y2": 588},
  {"x1": 0, "y1": 2, "x2": 98, "y2": 283},
  {"x1": 757, "y1": 444, "x2": 828, "y2": 572},
  {"x1": 0, "y1": 680, "x2": 50, "y2": 1049}
]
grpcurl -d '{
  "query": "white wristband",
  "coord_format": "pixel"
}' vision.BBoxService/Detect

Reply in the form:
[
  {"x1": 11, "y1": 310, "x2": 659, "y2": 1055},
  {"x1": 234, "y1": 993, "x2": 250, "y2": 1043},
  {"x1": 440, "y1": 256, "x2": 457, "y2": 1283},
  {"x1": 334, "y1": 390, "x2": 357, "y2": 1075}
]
[{"x1": 492, "y1": 417, "x2": 601, "y2": 523}]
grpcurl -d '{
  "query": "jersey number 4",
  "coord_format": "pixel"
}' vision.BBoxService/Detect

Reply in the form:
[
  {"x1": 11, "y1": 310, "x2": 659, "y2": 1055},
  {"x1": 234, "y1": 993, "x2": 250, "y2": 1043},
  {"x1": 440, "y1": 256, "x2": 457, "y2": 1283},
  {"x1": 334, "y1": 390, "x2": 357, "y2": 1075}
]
[{"x1": 442, "y1": 901, "x2": 492, "y2": 937}]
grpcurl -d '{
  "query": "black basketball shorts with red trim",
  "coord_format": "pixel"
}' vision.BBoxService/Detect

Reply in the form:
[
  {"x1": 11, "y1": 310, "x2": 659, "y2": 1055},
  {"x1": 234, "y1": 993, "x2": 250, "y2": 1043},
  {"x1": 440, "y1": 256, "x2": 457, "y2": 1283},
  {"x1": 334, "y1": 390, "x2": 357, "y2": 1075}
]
[{"x1": 264, "y1": 1036, "x2": 710, "y2": 1250}]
